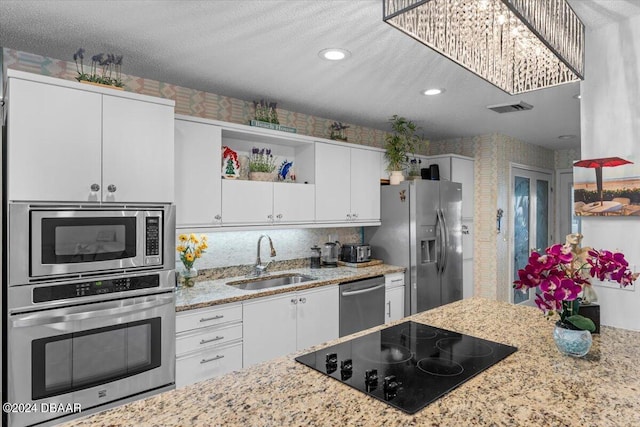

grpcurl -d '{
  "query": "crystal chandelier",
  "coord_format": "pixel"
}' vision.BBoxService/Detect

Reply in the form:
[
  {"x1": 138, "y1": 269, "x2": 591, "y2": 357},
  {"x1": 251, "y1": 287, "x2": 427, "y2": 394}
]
[{"x1": 383, "y1": 0, "x2": 584, "y2": 95}]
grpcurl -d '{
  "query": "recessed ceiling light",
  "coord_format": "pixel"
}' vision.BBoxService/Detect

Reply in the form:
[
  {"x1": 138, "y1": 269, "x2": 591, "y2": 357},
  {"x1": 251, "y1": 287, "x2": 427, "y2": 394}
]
[
  {"x1": 558, "y1": 135, "x2": 577, "y2": 140},
  {"x1": 422, "y1": 88, "x2": 445, "y2": 96},
  {"x1": 573, "y1": 94, "x2": 581, "y2": 99},
  {"x1": 318, "y1": 48, "x2": 351, "y2": 61}
]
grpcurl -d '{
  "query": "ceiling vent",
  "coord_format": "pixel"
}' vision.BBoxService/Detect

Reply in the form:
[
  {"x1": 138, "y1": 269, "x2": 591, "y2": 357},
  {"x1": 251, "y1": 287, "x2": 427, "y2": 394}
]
[{"x1": 487, "y1": 101, "x2": 533, "y2": 113}]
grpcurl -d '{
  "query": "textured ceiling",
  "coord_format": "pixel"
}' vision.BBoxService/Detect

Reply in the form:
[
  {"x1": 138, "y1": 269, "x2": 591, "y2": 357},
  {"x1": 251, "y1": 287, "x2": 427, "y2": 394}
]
[{"x1": 1, "y1": 0, "x2": 639, "y2": 150}]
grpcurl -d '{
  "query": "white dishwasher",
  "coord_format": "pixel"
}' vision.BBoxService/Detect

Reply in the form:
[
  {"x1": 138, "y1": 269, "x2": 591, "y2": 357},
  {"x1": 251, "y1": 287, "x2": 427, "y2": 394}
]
[{"x1": 339, "y1": 275, "x2": 385, "y2": 337}]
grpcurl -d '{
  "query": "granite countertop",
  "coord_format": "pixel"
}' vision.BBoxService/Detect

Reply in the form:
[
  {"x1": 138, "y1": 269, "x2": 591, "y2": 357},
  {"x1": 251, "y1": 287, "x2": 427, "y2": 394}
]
[
  {"x1": 175, "y1": 264, "x2": 405, "y2": 311},
  {"x1": 63, "y1": 298, "x2": 640, "y2": 427}
]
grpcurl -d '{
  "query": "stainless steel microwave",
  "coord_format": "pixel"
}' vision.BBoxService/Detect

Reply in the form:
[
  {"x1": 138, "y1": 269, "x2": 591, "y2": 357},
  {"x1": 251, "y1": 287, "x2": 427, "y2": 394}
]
[{"x1": 8, "y1": 203, "x2": 175, "y2": 285}]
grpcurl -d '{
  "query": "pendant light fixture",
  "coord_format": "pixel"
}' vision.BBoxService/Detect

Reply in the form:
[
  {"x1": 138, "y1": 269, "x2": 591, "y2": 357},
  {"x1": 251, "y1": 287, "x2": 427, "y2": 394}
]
[{"x1": 383, "y1": 0, "x2": 584, "y2": 95}]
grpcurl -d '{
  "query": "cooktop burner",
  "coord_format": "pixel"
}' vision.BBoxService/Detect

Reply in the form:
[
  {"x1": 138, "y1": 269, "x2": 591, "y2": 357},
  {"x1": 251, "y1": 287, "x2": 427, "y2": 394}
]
[{"x1": 295, "y1": 321, "x2": 517, "y2": 414}]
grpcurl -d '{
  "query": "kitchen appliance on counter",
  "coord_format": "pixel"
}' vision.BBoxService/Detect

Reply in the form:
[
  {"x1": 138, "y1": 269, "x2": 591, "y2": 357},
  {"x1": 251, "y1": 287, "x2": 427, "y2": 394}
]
[
  {"x1": 339, "y1": 275, "x2": 385, "y2": 337},
  {"x1": 4, "y1": 203, "x2": 176, "y2": 427},
  {"x1": 365, "y1": 180, "x2": 462, "y2": 315},
  {"x1": 340, "y1": 244, "x2": 371, "y2": 263},
  {"x1": 296, "y1": 321, "x2": 517, "y2": 414},
  {"x1": 310, "y1": 245, "x2": 322, "y2": 269},
  {"x1": 321, "y1": 241, "x2": 340, "y2": 268}
]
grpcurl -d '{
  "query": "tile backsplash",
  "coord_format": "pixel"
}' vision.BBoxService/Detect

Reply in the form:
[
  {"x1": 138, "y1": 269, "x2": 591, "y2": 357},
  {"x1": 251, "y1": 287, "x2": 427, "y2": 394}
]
[{"x1": 176, "y1": 227, "x2": 362, "y2": 270}]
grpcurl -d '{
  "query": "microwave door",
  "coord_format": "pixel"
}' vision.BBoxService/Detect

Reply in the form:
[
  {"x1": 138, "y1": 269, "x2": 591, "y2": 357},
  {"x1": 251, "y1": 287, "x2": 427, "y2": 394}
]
[{"x1": 31, "y1": 210, "x2": 144, "y2": 277}]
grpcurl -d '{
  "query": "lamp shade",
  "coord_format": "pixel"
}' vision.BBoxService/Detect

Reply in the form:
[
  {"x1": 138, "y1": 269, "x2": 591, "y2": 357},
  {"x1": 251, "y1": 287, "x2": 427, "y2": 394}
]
[{"x1": 383, "y1": 0, "x2": 585, "y2": 95}]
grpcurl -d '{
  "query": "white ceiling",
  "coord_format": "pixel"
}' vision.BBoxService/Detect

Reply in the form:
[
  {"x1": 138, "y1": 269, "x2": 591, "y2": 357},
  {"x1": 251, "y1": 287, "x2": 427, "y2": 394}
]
[{"x1": 1, "y1": 0, "x2": 639, "y2": 150}]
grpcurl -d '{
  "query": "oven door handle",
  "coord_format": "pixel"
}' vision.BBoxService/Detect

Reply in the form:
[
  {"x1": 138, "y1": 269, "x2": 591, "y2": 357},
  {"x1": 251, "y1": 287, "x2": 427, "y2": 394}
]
[
  {"x1": 340, "y1": 283, "x2": 385, "y2": 297},
  {"x1": 10, "y1": 295, "x2": 174, "y2": 328}
]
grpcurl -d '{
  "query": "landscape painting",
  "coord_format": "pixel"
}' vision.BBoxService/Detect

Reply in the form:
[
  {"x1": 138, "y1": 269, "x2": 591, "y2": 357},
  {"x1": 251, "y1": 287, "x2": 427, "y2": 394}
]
[{"x1": 574, "y1": 156, "x2": 640, "y2": 216}]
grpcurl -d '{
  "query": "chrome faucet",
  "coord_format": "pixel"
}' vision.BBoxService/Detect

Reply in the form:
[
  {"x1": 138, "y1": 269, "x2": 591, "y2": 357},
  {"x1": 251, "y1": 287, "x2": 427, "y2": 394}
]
[{"x1": 251, "y1": 234, "x2": 277, "y2": 277}]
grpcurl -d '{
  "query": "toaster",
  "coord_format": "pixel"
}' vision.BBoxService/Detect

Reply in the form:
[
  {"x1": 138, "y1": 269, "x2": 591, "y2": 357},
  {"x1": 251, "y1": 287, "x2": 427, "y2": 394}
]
[{"x1": 341, "y1": 244, "x2": 371, "y2": 263}]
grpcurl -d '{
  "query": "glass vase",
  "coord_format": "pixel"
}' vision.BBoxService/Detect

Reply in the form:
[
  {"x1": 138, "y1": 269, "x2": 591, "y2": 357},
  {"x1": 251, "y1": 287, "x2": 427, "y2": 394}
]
[
  {"x1": 179, "y1": 267, "x2": 198, "y2": 288},
  {"x1": 553, "y1": 322, "x2": 592, "y2": 357}
]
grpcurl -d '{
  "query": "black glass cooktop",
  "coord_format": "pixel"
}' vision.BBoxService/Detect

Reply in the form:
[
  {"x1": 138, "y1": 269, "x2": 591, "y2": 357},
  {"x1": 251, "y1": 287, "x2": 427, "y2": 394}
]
[{"x1": 295, "y1": 321, "x2": 517, "y2": 414}]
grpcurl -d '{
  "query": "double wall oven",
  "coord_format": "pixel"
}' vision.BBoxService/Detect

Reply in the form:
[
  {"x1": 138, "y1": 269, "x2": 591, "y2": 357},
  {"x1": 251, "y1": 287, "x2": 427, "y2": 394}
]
[{"x1": 5, "y1": 203, "x2": 176, "y2": 427}]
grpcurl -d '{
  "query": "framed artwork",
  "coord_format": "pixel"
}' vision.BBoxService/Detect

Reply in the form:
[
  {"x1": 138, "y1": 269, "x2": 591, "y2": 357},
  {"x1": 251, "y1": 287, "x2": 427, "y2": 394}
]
[{"x1": 573, "y1": 156, "x2": 640, "y2": 216}]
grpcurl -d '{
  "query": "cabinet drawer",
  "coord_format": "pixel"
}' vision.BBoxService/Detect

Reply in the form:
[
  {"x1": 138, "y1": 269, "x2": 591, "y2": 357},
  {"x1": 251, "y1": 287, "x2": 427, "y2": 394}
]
[
  {"x1": 385, "y1": 272, "x2": 405, "y2": 288},
  {"x1": 176, "y1": 342, "x2": 243, "y2": 388},
  {"x1": 177, "y1": 323, "x2": 243, "y2": 356},
  {"x1": 176, "y1": 303, "x2": 242, "y2": 333}
]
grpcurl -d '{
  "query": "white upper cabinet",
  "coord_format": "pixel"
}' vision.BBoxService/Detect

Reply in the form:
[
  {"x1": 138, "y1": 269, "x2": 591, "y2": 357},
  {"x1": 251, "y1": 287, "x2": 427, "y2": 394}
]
[
  {"x1": 221, "y1": 180, "x2": 315, "y2": 226},
  {"x1": 315, "y1": 143, "x2": 381, "y2": 224},
  {"x1": 6, "y1": 70, "x2": 175, "y2": 203},
  {"x1": 315, "y1": 143, "x2": 351, "y2": 222},
  {"x1": 221, "y1": 180, "x2": 274, "y2": 225},
  {"x1": 350, "y1": 147, "x2": 381, "y2": 222},
  {"x1": 171, "y1": 116, "x2": 382, "y2": 229},
  {"x1": 419, "y1": 154, "x2": 474, "y2": 220},
  {"x1": 7, "y1": 77, "x2": 103, "y2": 202},
  {"x1": 272, "y1": 182, "x2": 315, "y2": 224},
  {"x1": 102, "y1": 95, "x2": 174, "y2": 203},
  {"x1": 175, "y1": 118, "x2": 222, "y2": 227}
]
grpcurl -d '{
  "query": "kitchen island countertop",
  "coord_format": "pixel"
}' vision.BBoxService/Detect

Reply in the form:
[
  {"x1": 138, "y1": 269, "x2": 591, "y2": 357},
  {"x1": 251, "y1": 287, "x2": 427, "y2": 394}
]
[
  {"x1": 63, "y1": 298, "x2": 640, "y2": 427},
  {"x1": 175, "y1": 264, "x2": 405, "y2": 311}
]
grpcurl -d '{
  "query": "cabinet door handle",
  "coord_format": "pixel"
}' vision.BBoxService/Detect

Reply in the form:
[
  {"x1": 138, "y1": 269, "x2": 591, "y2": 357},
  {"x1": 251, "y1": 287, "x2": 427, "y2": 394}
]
[
  {"x1": 276, "y1": 214, "x2": 283, "y2": 220},
  {"x1": 107, "y1": 184, "x2": 117, "y2": 193},
  {"x1": 291, "y1": 298, "x2": 298, "y2": 305},
  {"x1": 352, "y1": 213, "x2": 358, "y2": 219},
  {"x1": 200, "y1": 336, "x2": 224, "y2": 345},
  {"x1": 390, "y1": 278, "x2": 403, "y2": 283},
  {"x1": 299, "y1": 297, "x2": 306, "y2": 304},
  {"x1": 90, "y1": 183, "x2": 100, "y2": 191},
  {"x1": 200, "y1": 355, "x2": 224, "y2": 364},
  {"x1": 267, "y1": 214, "x2": 274, "y2": 221},
  {"x1": 214, "y1": 214, "x2": 222, "y2": 221},
  {"x1": 200, "y1": 315, "x2": 224, "y2": 322},
  {"x1": 387, "y1": 301, "x2": 391, "y2": 318},
  {"x1": 346, "y1": 214, "x2": 352, "y2": 220}
]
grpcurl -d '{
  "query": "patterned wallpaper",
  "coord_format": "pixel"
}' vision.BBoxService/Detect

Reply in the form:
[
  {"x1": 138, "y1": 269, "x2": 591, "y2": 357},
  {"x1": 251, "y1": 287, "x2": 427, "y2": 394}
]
[{"x1": 555, "y1": 148, "x2": 581, "y2": 170}]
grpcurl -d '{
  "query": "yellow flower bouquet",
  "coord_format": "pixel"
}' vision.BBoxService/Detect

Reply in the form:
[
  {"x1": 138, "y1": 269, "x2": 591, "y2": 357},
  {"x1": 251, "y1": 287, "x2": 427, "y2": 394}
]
[{"x1": 176, "y1": 233, "x2": 208, "y2": 286}]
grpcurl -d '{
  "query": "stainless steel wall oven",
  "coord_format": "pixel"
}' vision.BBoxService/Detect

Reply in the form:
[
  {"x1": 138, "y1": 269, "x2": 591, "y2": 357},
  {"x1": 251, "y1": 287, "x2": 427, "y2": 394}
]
[{"x1": 4, "y1": 203, "x2": 176, "y2": 427}]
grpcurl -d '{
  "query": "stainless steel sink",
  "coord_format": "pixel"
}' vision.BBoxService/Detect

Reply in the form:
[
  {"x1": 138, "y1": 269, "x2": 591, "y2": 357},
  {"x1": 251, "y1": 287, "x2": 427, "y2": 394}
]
[{"x1": 226, "y1": 273, "x2": 317, "y2": 291}]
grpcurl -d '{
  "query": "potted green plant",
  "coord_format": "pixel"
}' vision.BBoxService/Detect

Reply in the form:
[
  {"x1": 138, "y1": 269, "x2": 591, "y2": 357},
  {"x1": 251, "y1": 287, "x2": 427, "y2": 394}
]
[
  {"x1": 384, "y1": 115, "x2": 424, "y2": 185},
  {"x1": 248, "y1": 147, "x2": 277, "y2": 181}
]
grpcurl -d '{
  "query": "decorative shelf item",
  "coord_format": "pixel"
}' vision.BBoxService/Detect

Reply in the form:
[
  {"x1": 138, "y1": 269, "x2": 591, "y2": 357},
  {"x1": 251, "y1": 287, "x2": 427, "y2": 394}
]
[
  {"x1": 407, "y1": 157, "x2": 422, "y2": 180},
  {"x1": 249, "y1": 147, "x2": 277, "y2": 181},
  {"x1": 222, "y1": 146, "x2": 240, "y2": 179},
  {"x1": 278, "y1": 159, "x2": 294, "y2": 181},
  {"x1": 73, "y1": 48, "x2": 125, "y2": 89},
  {"x1": 250, "y1": 99, "x2": 296, "y2": 133},
  {"x1": 249, "y1": 120, "x2": 297, "y2": 134},
  {"x1": 330, "y1": 122, "x2": 349, "y2": 141}
]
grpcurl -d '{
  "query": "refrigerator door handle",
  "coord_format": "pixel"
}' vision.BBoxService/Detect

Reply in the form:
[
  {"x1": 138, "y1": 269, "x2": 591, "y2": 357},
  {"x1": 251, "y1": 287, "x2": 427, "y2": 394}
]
[
  {"x1": 435, "y1": 211, "x2": 442, "y2": 272},
  {"x1": 439, "y1": 209, "x2": 449, "y2": 273}
]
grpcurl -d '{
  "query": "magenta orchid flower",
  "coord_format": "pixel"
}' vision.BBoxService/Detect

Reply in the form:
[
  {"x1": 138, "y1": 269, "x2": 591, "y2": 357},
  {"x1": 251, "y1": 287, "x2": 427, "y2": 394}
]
[{"x1": 514, "y1": 241, "x2": 637, "y2": 331}]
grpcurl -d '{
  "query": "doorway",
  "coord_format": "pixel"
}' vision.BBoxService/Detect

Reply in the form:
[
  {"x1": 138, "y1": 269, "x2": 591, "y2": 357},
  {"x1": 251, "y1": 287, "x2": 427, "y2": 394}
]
[{"x1": 510, "y1": 165, "x2": 552, "y2": 305}]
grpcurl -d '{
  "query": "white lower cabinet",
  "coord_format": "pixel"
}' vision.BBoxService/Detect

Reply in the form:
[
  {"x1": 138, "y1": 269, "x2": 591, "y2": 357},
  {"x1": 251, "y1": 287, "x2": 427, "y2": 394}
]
[
  {"x1": 385, "y1": 272, "x2": 405, "y2": 323},
  {"x1": 175, "y1": 302, "x2": 243, "y2": 388},
  {"x1": 243, "y1": 285, "x2": 339, "y2": 368},
  {"x1": 176, "y1": 341, "x2": 243, "y2": 388}
]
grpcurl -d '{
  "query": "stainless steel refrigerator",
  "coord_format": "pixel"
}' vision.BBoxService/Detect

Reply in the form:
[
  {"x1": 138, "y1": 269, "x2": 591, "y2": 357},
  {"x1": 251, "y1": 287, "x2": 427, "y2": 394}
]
[{"x1": 365, "y1": 180, "x2": 462, "y2": 315}]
